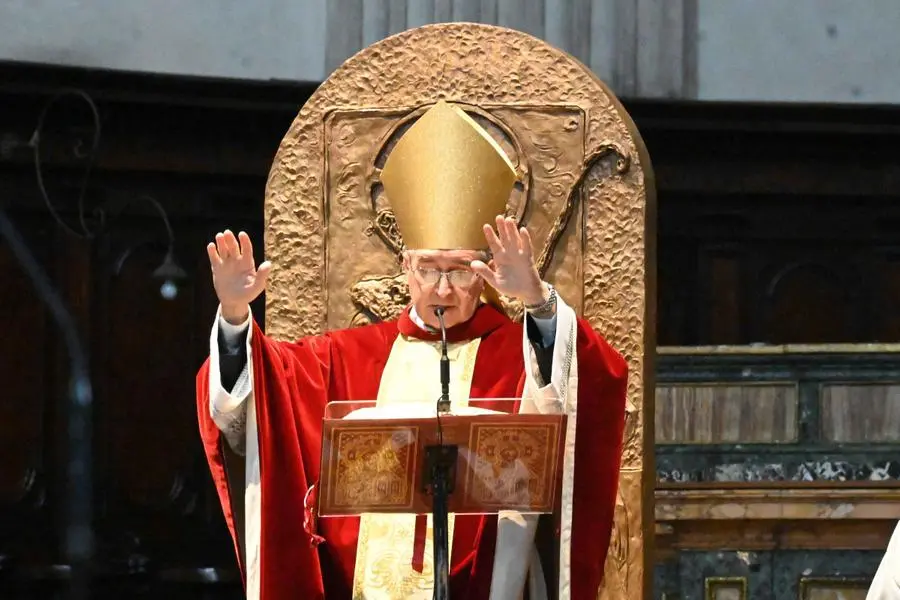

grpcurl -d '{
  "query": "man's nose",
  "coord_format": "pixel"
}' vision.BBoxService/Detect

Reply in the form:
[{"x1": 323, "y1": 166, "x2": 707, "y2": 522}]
[{"x1": 435, "y1": 274, "x2": 452, "y2": 296}]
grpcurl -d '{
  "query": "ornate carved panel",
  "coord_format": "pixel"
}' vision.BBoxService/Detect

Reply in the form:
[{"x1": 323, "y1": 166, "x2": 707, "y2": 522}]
[{"x1": 262, "y1": 23, "x2": 654, "y2": 599}]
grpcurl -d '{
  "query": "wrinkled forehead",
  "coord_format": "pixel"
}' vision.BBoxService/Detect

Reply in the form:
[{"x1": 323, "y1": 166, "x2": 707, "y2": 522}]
[{"x1": 407, "y1": 249, "x2": 488, "y2": 268}]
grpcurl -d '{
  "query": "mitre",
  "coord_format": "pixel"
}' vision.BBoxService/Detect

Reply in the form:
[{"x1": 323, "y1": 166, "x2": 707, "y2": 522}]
[{"x1": 381, "y1": 100, "x2": 517, "y2": 250}]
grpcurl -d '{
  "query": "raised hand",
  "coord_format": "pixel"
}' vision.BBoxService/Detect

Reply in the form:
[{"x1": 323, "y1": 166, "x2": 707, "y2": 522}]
[
  {"x1": 470, "y1": 215, "x2": 547, "y2": 306},
  {"x1": 207, "y1": 230, "x2": 272, "y2": 324}
]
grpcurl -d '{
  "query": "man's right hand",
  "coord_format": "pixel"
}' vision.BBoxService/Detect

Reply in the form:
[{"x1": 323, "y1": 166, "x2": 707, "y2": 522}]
[{"x1": 207, "y1": 230, "x2": 272, "y2": 325}]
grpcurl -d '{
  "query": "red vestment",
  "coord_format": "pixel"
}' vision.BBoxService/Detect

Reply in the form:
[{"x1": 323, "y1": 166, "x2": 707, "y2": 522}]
[{"x1": 196, "y1": 304, "x2": 627, "y2": 599}]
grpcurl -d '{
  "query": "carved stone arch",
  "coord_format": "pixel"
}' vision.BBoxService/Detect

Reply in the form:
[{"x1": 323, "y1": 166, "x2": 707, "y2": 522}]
[{"x1": 262, "y1": 23, "x2": 656, "y2": 600}]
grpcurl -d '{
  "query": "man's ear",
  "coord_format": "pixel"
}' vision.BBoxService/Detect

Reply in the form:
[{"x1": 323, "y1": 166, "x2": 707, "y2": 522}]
[{"x1": 401, "y1": 251, "x2": 411, "y2": 270}]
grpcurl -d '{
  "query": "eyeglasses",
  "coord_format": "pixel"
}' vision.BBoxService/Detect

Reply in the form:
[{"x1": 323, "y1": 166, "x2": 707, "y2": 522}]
[{"x1": 413, "y1": 267, "x2": 479, "y2": 288}]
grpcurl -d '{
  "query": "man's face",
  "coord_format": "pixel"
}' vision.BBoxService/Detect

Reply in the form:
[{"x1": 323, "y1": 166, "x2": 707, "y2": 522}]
[{"x1": 404, "y1": 249, "x2": 487, "y2": 329}]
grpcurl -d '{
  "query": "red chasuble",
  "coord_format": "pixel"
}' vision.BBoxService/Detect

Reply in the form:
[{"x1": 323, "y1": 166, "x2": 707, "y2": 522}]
[{"x1": 196, "y1": 304, "x2": 627, "y2": 600}]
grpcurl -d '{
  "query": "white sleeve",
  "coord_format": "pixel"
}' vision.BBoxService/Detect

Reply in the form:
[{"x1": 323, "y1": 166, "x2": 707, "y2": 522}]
[
  {"x1": 489, "y1": 294, "x2": 577, "y2": 600},
  {"x1": 219, "y1": 312, "x2": 250, "y2": 346},
  {"x1": 208, "y1": 305, "x2": 254, "y2": 455},
  {"x1": 867, "y1": 520, "x2": 900, "y2": 599},
  {"x1": 520, "y1": 293, "x2": 576, "y2": 415}
]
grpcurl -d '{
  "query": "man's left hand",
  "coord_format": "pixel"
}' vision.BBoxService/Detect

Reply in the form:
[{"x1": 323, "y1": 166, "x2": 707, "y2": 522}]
[{"x1": 471, "y1": 215, "x2": 548, "y2": 306}]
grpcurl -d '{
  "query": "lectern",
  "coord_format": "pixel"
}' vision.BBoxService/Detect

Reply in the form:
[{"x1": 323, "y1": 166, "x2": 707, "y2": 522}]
[{"x1": 313, "y1": 399, "x2": 567, "y2": 598}]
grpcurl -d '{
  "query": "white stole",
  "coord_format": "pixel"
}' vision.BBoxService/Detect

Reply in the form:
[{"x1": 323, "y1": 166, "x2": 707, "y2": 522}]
[
  {"x1": 867, "y1": 521, "x2": 900, "y2": 599},
  {"x1": 350, "y1": 334, "x2": 480, "y2": 599}
]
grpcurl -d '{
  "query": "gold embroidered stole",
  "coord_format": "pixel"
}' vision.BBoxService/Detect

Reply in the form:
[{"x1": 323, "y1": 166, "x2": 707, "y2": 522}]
[{"x1": 351, "y1": 334, "x2": 481, "y2": 599}]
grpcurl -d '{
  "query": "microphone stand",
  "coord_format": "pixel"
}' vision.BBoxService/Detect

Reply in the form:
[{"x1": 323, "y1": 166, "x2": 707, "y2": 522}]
[
  {"x1": 429, "y1": 307, "x2": 454, "y2": 600},
  {"x1": 0, "y1": 208, "x2": 93, "y2": 600},
  {"x1": 436, "y1": 307, "x2": 450, "y2": 414}
]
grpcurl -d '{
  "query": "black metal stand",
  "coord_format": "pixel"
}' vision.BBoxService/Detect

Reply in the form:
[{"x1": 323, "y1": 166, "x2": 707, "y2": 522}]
[
  {"x1": 424, "y1": 444, "x2": 457, "y2": 600},
  {"x1": 430, "y1": 306, "x2": 453, "y2": 598},
  {"x1": 437, "y1": 354, "x2": 450, "y2": 413},
  {"x1": 435, "y1": 306, "x2": 451, "y2": 415}
]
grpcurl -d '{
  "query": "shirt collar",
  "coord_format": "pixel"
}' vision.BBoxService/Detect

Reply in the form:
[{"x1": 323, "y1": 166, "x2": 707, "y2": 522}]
[
  {"x1": 409, "y1": 305, "x2": 438, "y2": 333},
  {"x1": 398, "y1": 302, "x2": 507, "y2": 343}
]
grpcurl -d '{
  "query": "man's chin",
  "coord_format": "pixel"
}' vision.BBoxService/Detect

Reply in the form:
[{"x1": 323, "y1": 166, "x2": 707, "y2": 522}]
[
  {"x1": 424, "y1": 305, "x2": 451, "y2": 325},
  {"x1": 422, "y1": 305, "x2": 470, "y2": 329}
]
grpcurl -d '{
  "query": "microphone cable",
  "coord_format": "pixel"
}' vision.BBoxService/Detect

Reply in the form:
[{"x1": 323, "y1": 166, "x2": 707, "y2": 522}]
[{"x1": 434, "y1": 306, "x2": 450, "y2": 446}]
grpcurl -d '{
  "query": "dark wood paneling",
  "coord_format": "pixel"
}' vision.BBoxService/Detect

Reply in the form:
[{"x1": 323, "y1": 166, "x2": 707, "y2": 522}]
[
  {"x1": 660, "y1": 195, "x2": 900, "y2": 345},
  {"x1": 0, "y1": 230, "x2": 47, "y2": 504},
  {"x1": 699, "y1": 245, "x2": 744, "y2": 345},
  {"x1": 762, "y1": 258, "x2": 857, "y2": 344},
  {"x1": 97, "y1": 240, "x2": 203, "y2": 561},
  {"x1": 871, "y1": 250, "x2": 900, "y2": 341},
  {"x1": 0, "y1": 219, "x2": 54, "y2": 573},
  {"x1": 0, "y1": 61, "x2": 286, "y2": 597}
]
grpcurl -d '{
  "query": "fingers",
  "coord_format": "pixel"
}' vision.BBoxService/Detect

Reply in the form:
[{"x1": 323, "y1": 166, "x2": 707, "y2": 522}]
[
  {"x1": 214, "y1": 230, "x2": 238, "y2": 260},
  {"x1": 238, "y1": 231, "x2": 253, "y2": 261},
  {"x1": 470, "y1": 260, "x2": 498, "y2": 288},
  {"x1": 491, "y1": 215, "x2": 531, "y2": 255},
  {"x1": 484, "y1": 215, "x2": 519, "y2": 255},
  {"x1": 223, "y1": 229, "x2": 241, "y2": 258},
  {"x1": 254, "y1": 261, "x2": 273, "y2": 293},
  {"x1": 502, "y1": 216, "x2": 526, "y2": 250},
  {"x1": 495, "y1": 215, "x2": 512, "y2": 249},
  {"x1": 206, "y1": 242, "x2": 222, "y2": 268},
  {"x1": 520, "y1": 227, "x2": 534, "y2": 258},
  {"x1": 213, "y1": 230, "x2": 255, "y2": 265},
  {"x1": 483, "y1": 223, "x2": 504, "y2": 255},
  {"x1": 214, "y1": 232, "x2": 229, "y2": 259}
]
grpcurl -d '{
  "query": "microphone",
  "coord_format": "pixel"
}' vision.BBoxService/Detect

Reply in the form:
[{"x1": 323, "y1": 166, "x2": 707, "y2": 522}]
[{"x1": 434, "y1": 307, "x2": 450, "y2": 414}]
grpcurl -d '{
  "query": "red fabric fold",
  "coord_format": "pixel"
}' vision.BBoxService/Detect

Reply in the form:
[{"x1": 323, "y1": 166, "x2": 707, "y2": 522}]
[
  {"x1": 303, "y1": 484, "x2": 325, "y2": 547},
  {"x1": 411, "y1": 515, "x2": 428, "y2": 572}
]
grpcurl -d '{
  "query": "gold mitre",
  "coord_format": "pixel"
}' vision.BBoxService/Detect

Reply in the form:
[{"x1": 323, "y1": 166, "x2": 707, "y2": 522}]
[{"x1": 381, "y1": 101, "x2": 516, "y2": 250}]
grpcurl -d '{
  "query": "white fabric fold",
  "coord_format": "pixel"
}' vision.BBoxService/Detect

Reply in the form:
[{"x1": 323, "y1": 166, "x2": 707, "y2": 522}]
[
  {"x1": 867, "y1": 520, "x2": 900, "y2": 599},
  {"x1": 489, "y1": 294, "x2": 576, "y2": 600},
  {"x1": 207, "y1": 305, "x2": 261, "y2": 600},
  {"x1": 208, "y1": 306, "x2": 253, "y2": 452}
]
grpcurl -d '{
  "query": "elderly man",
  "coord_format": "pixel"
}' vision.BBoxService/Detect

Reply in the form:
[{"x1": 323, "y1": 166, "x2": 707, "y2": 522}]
[{"x1": 196, "y1": 101, "x2": 628, "y2": 600}]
